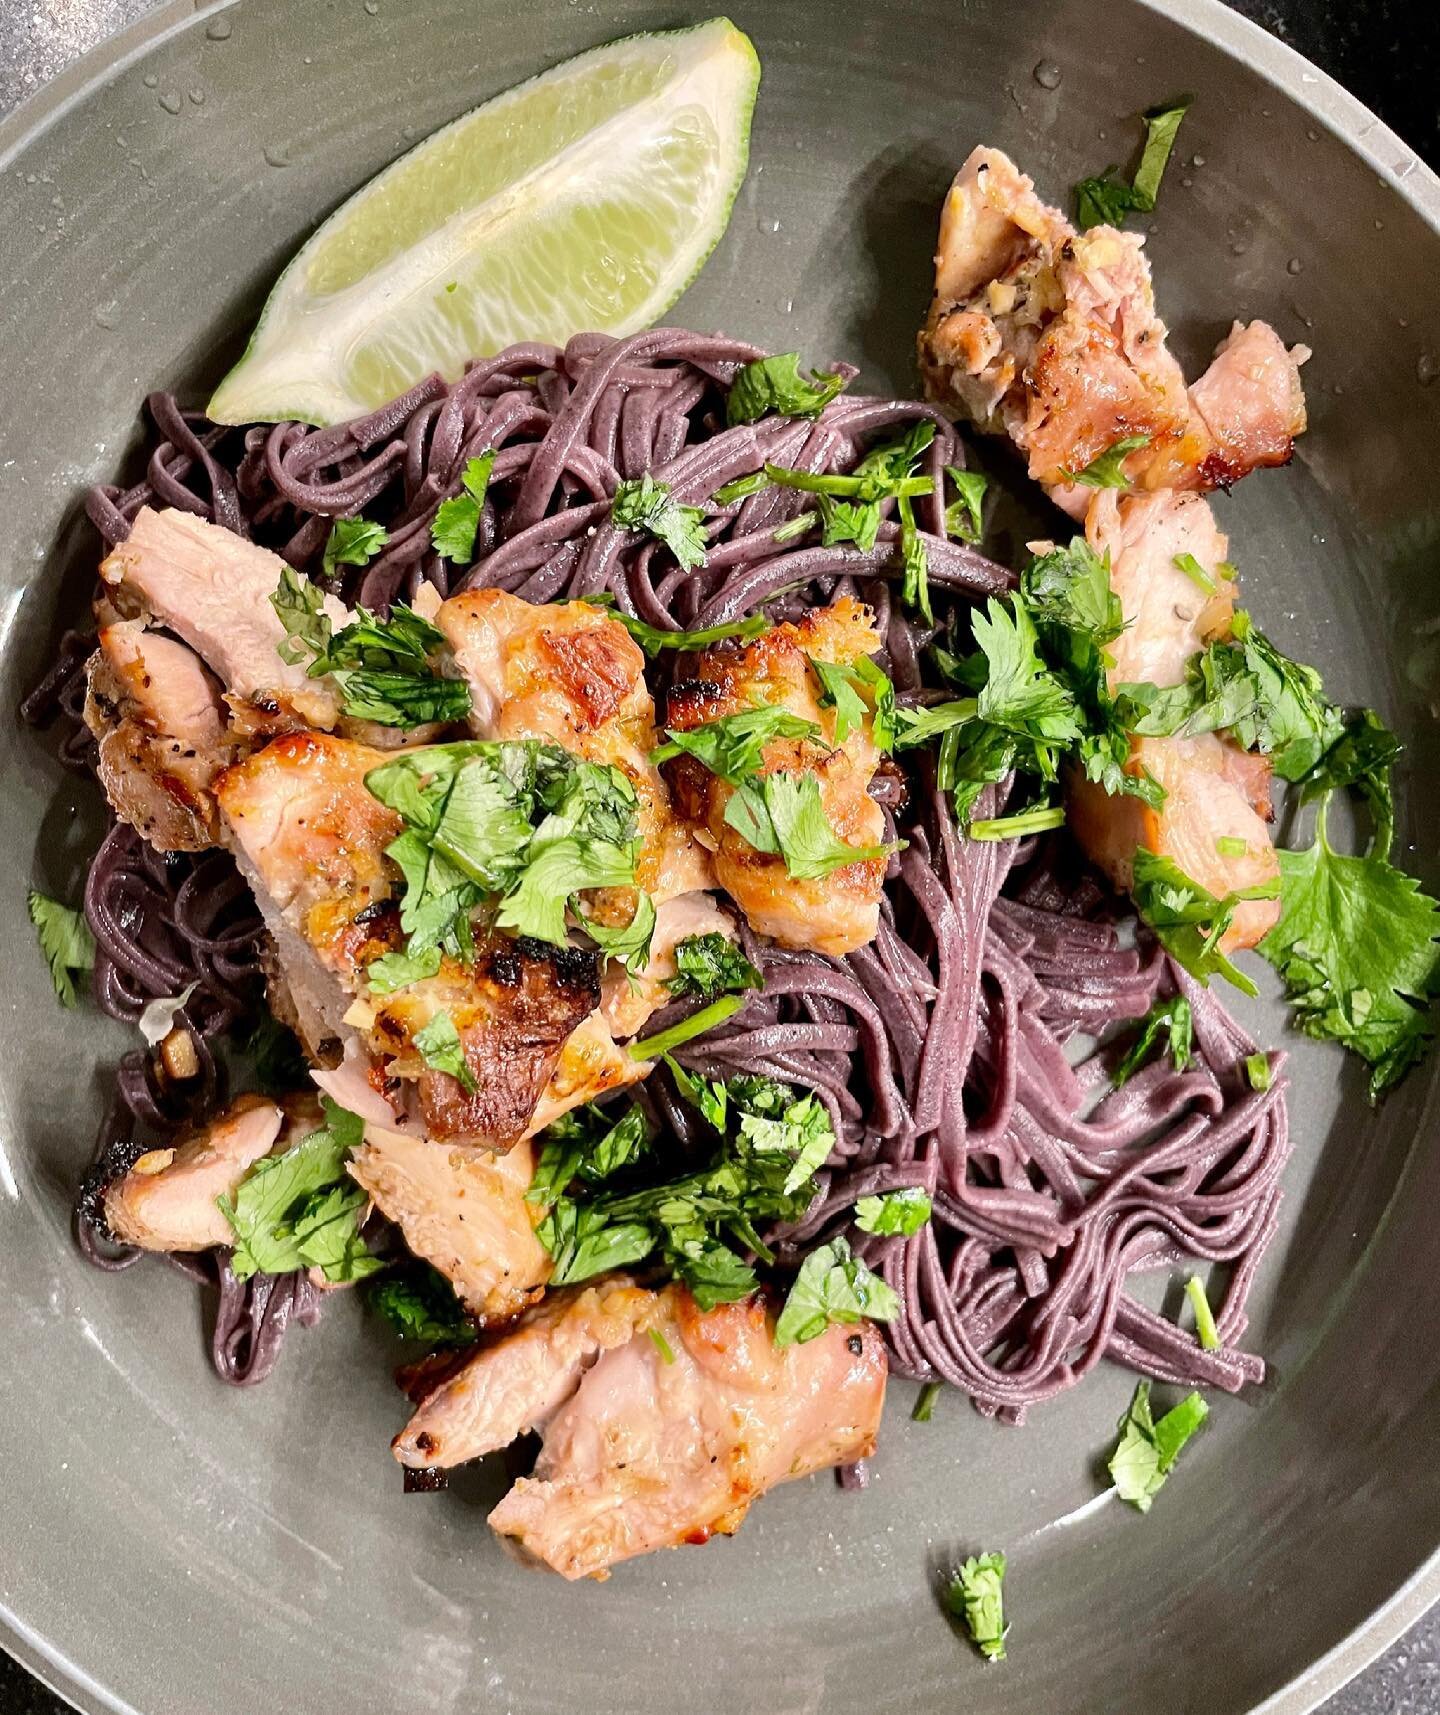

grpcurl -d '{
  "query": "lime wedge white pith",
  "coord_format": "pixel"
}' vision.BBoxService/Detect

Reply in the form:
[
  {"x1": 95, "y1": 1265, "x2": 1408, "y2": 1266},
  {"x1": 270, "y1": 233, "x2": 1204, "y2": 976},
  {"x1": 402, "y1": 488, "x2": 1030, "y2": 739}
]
[{"x1": 207, "y1": 19, "x2": 760, "y2": 428}]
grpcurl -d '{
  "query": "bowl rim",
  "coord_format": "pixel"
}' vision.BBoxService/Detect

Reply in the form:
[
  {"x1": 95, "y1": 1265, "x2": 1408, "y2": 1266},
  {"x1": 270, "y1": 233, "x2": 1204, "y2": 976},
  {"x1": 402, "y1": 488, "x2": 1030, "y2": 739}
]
[{"x1": 1, "y1": 2, "x2": 1437, "y2": 1712}]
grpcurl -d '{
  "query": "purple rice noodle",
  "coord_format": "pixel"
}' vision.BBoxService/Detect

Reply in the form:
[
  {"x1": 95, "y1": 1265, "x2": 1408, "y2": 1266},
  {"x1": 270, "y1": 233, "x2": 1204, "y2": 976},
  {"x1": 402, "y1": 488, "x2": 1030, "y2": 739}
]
[{"x1": 30, "y1": 329, "x2": 1286, "y2": 1415}]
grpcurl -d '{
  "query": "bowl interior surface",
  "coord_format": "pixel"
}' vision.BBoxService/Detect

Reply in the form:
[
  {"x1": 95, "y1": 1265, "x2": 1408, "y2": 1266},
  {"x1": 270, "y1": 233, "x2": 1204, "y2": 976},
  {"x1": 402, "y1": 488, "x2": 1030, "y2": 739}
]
[{"x1": 1, "y1": 3, "x2": 1439, "y2": 1713}]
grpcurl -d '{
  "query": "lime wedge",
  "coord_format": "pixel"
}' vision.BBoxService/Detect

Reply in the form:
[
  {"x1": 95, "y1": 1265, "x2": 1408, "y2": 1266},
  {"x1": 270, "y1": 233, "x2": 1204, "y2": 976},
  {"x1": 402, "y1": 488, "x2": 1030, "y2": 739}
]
[{"x1": 207, "y1": 19, "x2": 760, "y2": 427}]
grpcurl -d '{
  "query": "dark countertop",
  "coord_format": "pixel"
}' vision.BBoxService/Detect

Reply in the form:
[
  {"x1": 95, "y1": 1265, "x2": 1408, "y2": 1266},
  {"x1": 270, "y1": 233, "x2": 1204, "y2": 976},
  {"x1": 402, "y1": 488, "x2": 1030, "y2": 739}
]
[{"x1": 1, "y1": 3, "x2": 1436, "y2": 1713}]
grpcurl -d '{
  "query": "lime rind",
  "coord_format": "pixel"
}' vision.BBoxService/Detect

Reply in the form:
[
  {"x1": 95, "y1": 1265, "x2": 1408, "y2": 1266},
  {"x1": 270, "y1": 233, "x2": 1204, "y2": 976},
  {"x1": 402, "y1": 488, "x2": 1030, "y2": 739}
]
[{"x1": 208, "y1": 19, "x2": 760, "y2": 427}]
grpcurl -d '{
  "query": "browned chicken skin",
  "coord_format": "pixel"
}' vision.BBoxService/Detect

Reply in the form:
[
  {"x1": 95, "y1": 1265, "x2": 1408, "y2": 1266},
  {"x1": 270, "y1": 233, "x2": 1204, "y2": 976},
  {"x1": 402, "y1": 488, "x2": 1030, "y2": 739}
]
[
  {"x1": 663, "y1": 597, "x2": 888, "y2": 958},
  {"x1": 393, "y1": 1278, "x2": 887, "y2": 1579}
]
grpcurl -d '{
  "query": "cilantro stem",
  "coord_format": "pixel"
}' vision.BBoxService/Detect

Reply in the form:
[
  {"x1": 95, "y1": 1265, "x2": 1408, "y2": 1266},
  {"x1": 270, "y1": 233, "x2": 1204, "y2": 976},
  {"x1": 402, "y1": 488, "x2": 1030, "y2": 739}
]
[
  {"x1": 967, "y1": 804, "x2": 1067, "y2": 842},
  {"x1": 763, "y1": 462, "x2": 934, "y2": 501},
  {"x1": 1184, "y1": 1275, "x2": 1221, "y2": 1351},
  {"x1": 912, "y1": 1380, "x2": 942, "y2": 1422},
  {"x1": 1172, "y1": 551, "x2": 1217, "y2": 596},
  {"x1": 628, "y1": 994, "x2": 744, "y2": 1061}
]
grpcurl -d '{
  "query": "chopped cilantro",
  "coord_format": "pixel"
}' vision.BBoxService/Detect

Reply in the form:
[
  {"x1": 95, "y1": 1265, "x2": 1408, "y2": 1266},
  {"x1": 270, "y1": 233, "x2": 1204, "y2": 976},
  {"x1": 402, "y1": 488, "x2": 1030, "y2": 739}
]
[
  {"x1": 723, "y1": 771, "x2": 901, "y2": 879},
  {"x1": 413, "y1": 1011, "x2": 477, "y2": 1094},
  {"x1": 1172, "y1": 551, "x2": 1217, "y2": 596},
  {"x1": 913, "y1": 1380, "x2": 943, "y2": 1422},
  {"x1": 854, "y1": 1186, "x2": 933, "y2": 1236},
  {"x1": 946, "y1": 1552, "x2": 1008, "y2": 1664},
  {"x1": 1185, "y1": 1275, "x2": 1220, "y2": 1351},
  {"x1": 1108, "y1": 1379, "x2": 1208, "y2": 1512},
  {"x1": 1244, "y1": 1051, "x2": 1273, "y2": 1091},
  {"x1": 217, "y1": 1098, "x2": 378, "y2": 1283},
  {"x1": 773, "y1": 1237, "x2": 899, "y2": 1347},
  {"x1": 944, "y1": 465, "x2": 989, "y2": 543},
  {"x1": 1112, "y1": 994, "x2": 1194, "y2": 1086},
  {"x1": 1131, "y1": 848, "x2": 1280, "y2": 997},
  {"x1": 627, "y1": 994, "x2": 745, "y2": 1061},
  {"x1": 27, "y1": 889, "x2": 95, "y2": 1008},
  {"x1": 611, "y1": 473, "x2": 708, "y2": 571},
  {"x1": 365, "y1": 945, "x2": 443, "y2": 994},
  {"x1": 648, "y1": 1326, "x2": 677, "y2": 1365},
  {"x1": 1059, "y1": 434, "x2": 1151, "y2": 489},
  {"x1": 726, "y1": 352, "x2": 847, "y2": 425},
  {"x1": 1259, "y1": 794, "x2": 1440, "y2": 1099},
  {"x1": 967, "y1": 803, "x2": 1067, "y2": 841},
  {"x1": 666, "y1": 933, "x2": 763, "y2": 1003},
  {"x1": 652, "y1": 706, "x2": 822, "y2": 785},
  {"x1": 431, "y1": 452, "x2": 495, "y2": 565},
  {"x1": 711, "y1": 470, "x2": 770, "y2": 506},
  {"x1": 321, "y1": 515, "x2": 389, "y2": 581},
  {"x1": 368, "y1": 1264, "x2": 477, "y2": 1347},
  {"x1": 1074, "y1": 96, "x2": 1193, "y2": 229}
]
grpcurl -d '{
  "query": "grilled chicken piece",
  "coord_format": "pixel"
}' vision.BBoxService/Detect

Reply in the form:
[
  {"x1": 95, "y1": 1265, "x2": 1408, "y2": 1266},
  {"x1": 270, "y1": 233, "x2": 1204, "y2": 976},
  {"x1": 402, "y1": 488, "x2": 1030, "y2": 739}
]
[
  {"x1": 394, "y1": 1278, "x2": 887, "y2": 1579},
  {"x1": 83, "y1": 621, "x2": 233, "y2": 851},
  {"x1": 1085, "y1": 489, "x2": 1235, "y2": 687},
  {"x1": 1069, "y1": 732, "x2": 1280, "y2": 950},
  {"x1": 103, "y1": 1091, "x2": 318, "y2": 1251},
  {"x1": 433, "y1": 589, "x2": 713, "y2": 903},
  {"x1": 348, "y1": 1127, "x2": 550, "y2": 1321},
  {"x1": 664, "y1": 598, "x2": 888, "y2": 957},
  {"x1": 215, "y1": 732, "x2": 598, "y2": 1148},
  {"x1": 919, "y1": 147, "x2": 1307, "y2": 507},
  {"x1": 98, "y1": 506, "x2": 346, "y2": 732},
  {"x1": 1071, "y1": 488, "x2": 1279, "y2": 950}
]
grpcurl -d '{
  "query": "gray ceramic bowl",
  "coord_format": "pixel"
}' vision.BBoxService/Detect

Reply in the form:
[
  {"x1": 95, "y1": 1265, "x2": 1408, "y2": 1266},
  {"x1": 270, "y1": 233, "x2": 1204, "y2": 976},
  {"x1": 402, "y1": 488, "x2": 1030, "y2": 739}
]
[{"x1": 2, "y1": 3, "x2": 1438, "y2": 1712}]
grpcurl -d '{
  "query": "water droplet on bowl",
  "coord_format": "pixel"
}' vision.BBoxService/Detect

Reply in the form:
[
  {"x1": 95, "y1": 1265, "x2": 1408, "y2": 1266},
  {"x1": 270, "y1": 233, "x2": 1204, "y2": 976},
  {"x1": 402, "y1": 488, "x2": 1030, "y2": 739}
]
[
  {"x1": 1374, "y1": 218, "x2": 1384, "y2": 231},
  {"x1": 188, "y1": 86, "x2": 205, "y2": 105},
  {"x1": 1031, "y1": 60, "x2": 1062, "y2": 90},
  {"x1": 94, "y1": 301, "x2": 119, "y2": 330},
  {"x1": 1418, "y1": 353, "x2": 1438, "y2": 387},
  {"x1": 205, "y1": 16, "x2": 232, "y2": 39},
  {"x1": 158, "y1": 89, "x2": 182, "y2": 114},
  {"x1": 263, "y1": 144, "x2": 291, "y2": 169},
  {"x1": 1286, "y1": 257, "x2": 1302, "y2": 275},
  {"x1": 1180, "y1": 176, "x2": 1193, "y2": 189},
  {"x1": 142, "y1": 72, "x2": 158, "y2": 89},
  {"x1": 1230, "y1": 239, "x2": 1248, "y2": 257},
  {"x1": 1191, "y1": 153, "x2": 1205, "y2": 168},
  {"x1": 1307, "y1": 128, "x2": 1320, "y2": 142},
  {"x1": 363, "y1": 0, "x2": 380, "y2": 13}
]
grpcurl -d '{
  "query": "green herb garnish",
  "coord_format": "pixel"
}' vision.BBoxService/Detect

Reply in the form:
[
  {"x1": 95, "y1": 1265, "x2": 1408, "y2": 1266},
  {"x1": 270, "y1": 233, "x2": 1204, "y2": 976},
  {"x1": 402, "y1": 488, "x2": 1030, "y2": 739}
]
[
  {"x1": 431, "y1": 452, "x2": 495, "y2": 565},
  {"x1": 368, "y1": 1263, "x2": 477, "y2": 1347},
  {"x1": 1185, "y1": 1275, "x2": 1220, "y2": 1351},
  {"x1": 611, "y1": 473, "x2": 708, "y2": 571},
  {"x1": 217, "y1": 1097, "x2": 380, "y2": 1284},
  {"x1": 1074, "y1": 96, "x2": 1193, "y2": 229},
  {"x1": 322, "y1": 515, "x2": 389, "y2": 580},
  {"x1": 666, "y1": 933, "x2": 763, "y2": 1003},
  {"x1": 1112, "y1": 994, "x2": 1194, "y2": 1087},
  {"x1": 854, "y1": 1187, "x2": 933, "y2": 1236},
  {"x1": 726, "y1": 352, "x2": 847, "y2": 425},
  {"x1": 1108, "y1": 1379, "x2": 1208, "y2": 1512},
  {"x1": 946, "y1": 1553, "x2": 1008, "y2": 1663},
  {"x1": 28, "y1": 889, "x2": 95, "y2": 1008},
  {"x1": 773, "y1": 1236, "x2": 899, "y2": 1347},
  {"x1": 1059, "y1": 434, "x2": 1151, "y2": 490}
]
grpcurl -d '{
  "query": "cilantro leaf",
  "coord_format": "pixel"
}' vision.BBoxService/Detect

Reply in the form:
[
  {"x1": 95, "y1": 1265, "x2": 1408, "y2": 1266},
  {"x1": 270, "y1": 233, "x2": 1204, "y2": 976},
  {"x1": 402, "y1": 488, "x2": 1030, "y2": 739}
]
[
  {"x1": 413, "y1": 1011, "x2": 477, "y2": 1094},
  {"x1": 898, "y1": 497, "x2": 934, "y2": 624},
  {"x1": 1131, "y1": 848, "x2": 1279, "y2": 997},
  {"x1": 854, "y1": 1187, "x2": 933, "y2": 1235},
  {"x1": 773, "y1": 1236, "x2": 899, "y2": 1347},
  {"x1": 495, "y1": 836, "x2": 639, "y2": 946},
  {"x1": 217, "y1": 1098, "x2": 370, "y2": 1281},
  {"x1": 1132, "y1": 96, "x2": 1194, "y2": 207},
  {"x1": 612, "y1": 473, "x2": 708, "y2": 571},
  {"x1": 1112, "y1": 994, "x2": 1194, "y2": 1086},
  {"x1": 817, "y1": 493, "x2": 883, "y2": 551},
  {"x1": 322, "y1": 515, "x2": 389, "y2": 580},
  {"x1": 1225, "y1": 612, "x2": 1344, "y2": 781},
  {"x1": 27, "y1": 889, "x2": 95, "y2": 1008},
  {"x1": 809, "y1": 654, "x2": 895, "y2": 748},
  {"x1": 578, "y1": 888, "x2": 657, "y2": 976},
  {"x1": 726, "y1": 352, "x2": 847, "y2": 425},
  {"x1": 1021, "y1": 539, "x2": 1125, "y2": 645},
  {"x1": 652, "y1": 706, "x2": 822, "y2": 785},
  {"x1": 368, "y1": 1264, "x2": 477, "y2": 1347},
  {"x1": 737, "y1": 1088, "x2": 835, "y2": 1194},
  {"x1": 1108, "y1": 1379, "x2": 1208, "y2": 1512},
  {"x1": 431, "y1": 452, "x2": 495, "y2": 565},
  {"x1": 1059, "y1": 434, "x2": 1152, "y2": 489},
  {"x1": 944, "y1": 465, "x2": 989, "y2": 543},
  {"x1": 725, "y1": 771, "x2": 900, "y2": 880},
  {"x1": 270, "y1": 566, "x2": 333, "y2": 666},
  {"x1": 1074, "y1": 96, "x2": 1192, "y2": 229},
  {"x1": 365, "y1": 945, "x2": 443, "y2": 994},
  {"x1": 946, "y1": 1552, "x2": 1008, "y2": 1664},
  {"x1": 913, "y1": 1381, "x2": 943, "y2": 1422},
  {"x1": 666, "y1": 933, "x2": 763, "y2": 1003},
  {"x1": 1259, "y1": 796, "x2": 1440, "y2": 1099},
  {"x1": 1300, "y1": 707, "x2": 1401, "y2": 861}
]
